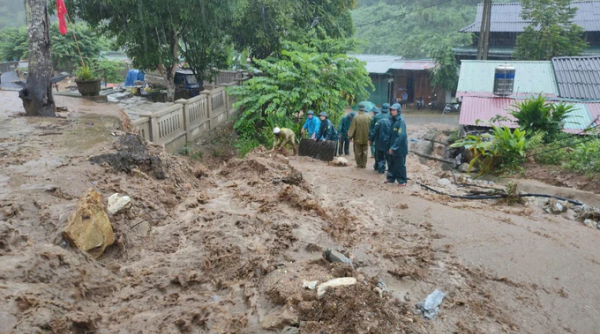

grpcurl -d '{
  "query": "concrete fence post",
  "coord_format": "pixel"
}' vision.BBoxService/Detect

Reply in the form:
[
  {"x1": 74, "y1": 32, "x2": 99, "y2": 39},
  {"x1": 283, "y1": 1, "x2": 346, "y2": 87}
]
[
  {"x1": 175, "y1": 98, "x2": 190, "y2": 142},
  {"x1": 201, "y1": 90, "x2": 213, "y2": 130}
]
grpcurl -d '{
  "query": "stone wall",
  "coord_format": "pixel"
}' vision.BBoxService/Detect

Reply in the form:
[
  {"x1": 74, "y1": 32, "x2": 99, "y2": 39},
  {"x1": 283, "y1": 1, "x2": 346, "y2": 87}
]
[{"x1": 132, "y1": 76, "x2": 248, "y2": 154}]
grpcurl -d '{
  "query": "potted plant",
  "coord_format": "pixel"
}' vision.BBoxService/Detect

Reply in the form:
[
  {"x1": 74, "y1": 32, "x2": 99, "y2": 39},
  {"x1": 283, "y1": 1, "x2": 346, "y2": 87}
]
[{"x1": 74, "y1": 64, "x2": 101, "y2": 96}]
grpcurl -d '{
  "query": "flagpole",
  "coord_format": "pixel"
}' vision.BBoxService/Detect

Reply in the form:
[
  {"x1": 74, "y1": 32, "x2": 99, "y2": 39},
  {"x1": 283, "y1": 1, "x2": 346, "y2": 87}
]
[{"x1": 65, "y1": 12, "x2": 85, "y2": 67}]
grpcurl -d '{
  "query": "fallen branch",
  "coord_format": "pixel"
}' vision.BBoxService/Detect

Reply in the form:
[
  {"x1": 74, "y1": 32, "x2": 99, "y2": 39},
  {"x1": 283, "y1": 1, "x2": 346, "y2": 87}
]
[
  {"x1": 410, "y1": 150, "x2": 455, "y2": 165},
  {"x1": 423, "y1": 138, "x2": 449, "y2": 146}
]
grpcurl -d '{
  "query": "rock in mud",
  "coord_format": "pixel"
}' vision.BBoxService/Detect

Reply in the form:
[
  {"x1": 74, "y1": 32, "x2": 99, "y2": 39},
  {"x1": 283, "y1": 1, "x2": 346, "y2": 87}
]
[
  {"x1": 437, "y1": 178, "x2": 452, "y2": 186},
  {"x1": 547, "y1": 198, "x2": 569, "y2": 214},
  {"x1": 583, "y1": 219, "x2": 597, "y2": 229},
  {"x1": 303, "y1": 280, "x2": 318, "y2": 290},
  {"x1": 324, "y1": 249, "x2": 354, "y2": 269},
  {"x1": 281, "y1": 326, "x2": 299, "y2": 334},
  {"x1": 107, "y1": 193, "x2": 132, "y2": 215},
  {"x1": 261, "y1": 307, "x2": 299, "y2": 330},
  {"x1": 317, "y1": 277, "x2": 358, "y2": 298},
  {"x1": 328, "y1": 157, "x2": 349, "y2": 167},
  {"x1": 62, "y1": 189, "x2": 115, "y2": 259}
]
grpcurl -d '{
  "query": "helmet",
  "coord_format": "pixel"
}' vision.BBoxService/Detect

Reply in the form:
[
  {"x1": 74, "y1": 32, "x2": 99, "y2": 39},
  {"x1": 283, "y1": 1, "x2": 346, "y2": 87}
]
[
  {"x1": 357, "y1": 102, "x2": 367, "y2": 111},
  {"x1": 307, "y1": 110, "x2": 315, "y2": 115},
  {"x1": 273, "y1": 127, "x2": 281, "y2": 134},
  {"x1": 381, "y1": 103, "x2": 390, "y2": 112},
  {"x1": 390, "y1": 103, "x2": 401, "y2": 111},
  {"x1": 319, "y1": 112, "x2": 328, "y2": 117}
]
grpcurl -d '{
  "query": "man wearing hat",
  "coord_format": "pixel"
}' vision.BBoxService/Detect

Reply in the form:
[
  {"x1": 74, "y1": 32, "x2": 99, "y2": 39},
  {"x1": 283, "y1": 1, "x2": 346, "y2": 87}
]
[
  {"x1": 316, "y1": 112, "x2": 336, "y2": 141},
  {"x1": 272, "y1": 127, "x2": 298, "y2": 155},
  {"x1": 386, "y1": 103, "x2": 408, "y2": 186},
  {"x1": 369, "y1": 106, "x2": 380, "y2": 157},
  {"x1": 348, "y1": 102, "x2": 371, "y2": 168},
  {"x1": 301, "y1": 110, "x2": 320, "y2": 140},
  {"x1": 369, "y1": 103, "x2": 390, "y2": 172},
  {"x1": 338, "y1": 111, "x2": 356, "y2": 156}
]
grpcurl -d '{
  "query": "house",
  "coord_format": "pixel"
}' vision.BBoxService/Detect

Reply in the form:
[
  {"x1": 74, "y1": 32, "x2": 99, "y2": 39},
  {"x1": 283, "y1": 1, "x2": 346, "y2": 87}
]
[
  {"x1": 351, "y1": 54, "x2": 439, "y2": 106},
  {"x1": 454, "y1": 1, "x2": 600, "y2": 61},
  {"x1": 457, "y1": 58, "x2": 600, "y2": 133}
]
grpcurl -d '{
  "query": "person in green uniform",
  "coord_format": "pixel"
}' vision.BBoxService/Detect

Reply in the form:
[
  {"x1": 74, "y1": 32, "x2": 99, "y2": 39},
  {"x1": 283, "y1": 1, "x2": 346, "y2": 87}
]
[
  {"x1": 385, "y1": 104, "x2": 408, "y2": 186},
  {"x1": 370, "y1": 106, "x2": 392, "y2": 174},
  {"x1": 338, "y1": 111, "x2": 355, "y2": 156},
  {"x1": 369, "y1": 106, "x2": 380, "y2": 158},
  {"x1": 369, "y1": 103, "x2": 390, "y2": 171},
  {"x1": 272, "y1": 127, "x2": 298, "y2": 155},
  {"x1": 348, "y1": 102, "x2": 371, "y2": 168}
]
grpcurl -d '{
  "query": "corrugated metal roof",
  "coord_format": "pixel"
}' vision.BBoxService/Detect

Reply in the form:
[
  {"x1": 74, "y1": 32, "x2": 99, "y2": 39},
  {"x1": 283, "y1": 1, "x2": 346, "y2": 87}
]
[
  {"x1": 350, "y1": 54, "x2": 435, "y2": 74},
  {"x1": 459, "y1": 96, "x2": 600, "y2": 132},
  {"x1": 457, "y1": 60, "x2": 559, "y2": 97},
  {"x1": 460, "y1": 1, "x2": 600, "y2": 33},
  {"x1": 552, "y1": 56, "x2": 600, "y2": 99}
]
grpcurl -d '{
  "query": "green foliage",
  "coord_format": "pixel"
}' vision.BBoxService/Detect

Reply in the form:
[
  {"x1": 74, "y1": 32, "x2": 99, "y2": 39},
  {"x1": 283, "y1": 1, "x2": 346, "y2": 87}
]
[
  {"x1": 228, "y1": 38, "x2": 373, "y2": 147},
  {"x1": 75, "y1": 64, "x2": 97, "y2": 81},
  {"x1": 0, "y1": 23, "x2": 110, "y2": 72},
  {"x1": 451, "y1": 124, "x2": 537, "y2": 174},
  {"x1": 510, "y1": 95, "x2": 575, "y2": 140},
  {"x1": 534, "y1": 134, "x2": 600, "y2": 175},
  {"x1": 95, "y1": 58, "x2": 126, "y2": 83},
  {"x1": 50, "y1": 23, "x2": 110, "y2": 72},
  {"x1": 0, "y1": 26, "x2": 28, "y2": 62},
  {"x1": 59, "y1": 0, "x2": 236, "y2": 99},
  {"x1": 232, "y1": 0, "x2": 357, "y2": 59},
  {"x1": 430, "y1": 46, "x2": 458, "y2": 92},
  {"x1": 514, "y1": 0, "x2": 588, "y2": 60}
]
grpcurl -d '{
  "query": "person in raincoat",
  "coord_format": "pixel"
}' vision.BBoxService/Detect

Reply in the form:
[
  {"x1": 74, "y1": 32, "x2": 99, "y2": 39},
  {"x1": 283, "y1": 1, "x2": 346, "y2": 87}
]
[
  {"x1": 369, "y1": 103, "x2": 390, "y2": 170},
  {"x1": 301, "y1": 110, "x2": 320, "y2": 139},
  {"x1": 385, "y1": 104, "x2": 408, "y2": 186},
  {"x1": 272, "y1": 127, "x2": 298, "y2": 155},
  {"x1": 338, "y1": 111, "x2": 355, "y2": 156},
  {"x1": 316, "y1": 112, "x2": 336, "y2": 141},
  {"x1": 370, "y1": 104, "x2": 392, "y2": 174},
  {"x1": 348, "y1": 103, "x2": 371, "y2": 168},
  {"x1": 369, "y1": 106, "x2": 380, "y2": 157}
]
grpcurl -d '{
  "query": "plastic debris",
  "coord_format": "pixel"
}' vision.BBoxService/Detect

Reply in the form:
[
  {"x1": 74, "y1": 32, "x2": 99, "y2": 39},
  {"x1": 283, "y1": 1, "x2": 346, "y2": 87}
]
[{"x1": 416, "y1": 289, "x2": 446, "y2": 320}]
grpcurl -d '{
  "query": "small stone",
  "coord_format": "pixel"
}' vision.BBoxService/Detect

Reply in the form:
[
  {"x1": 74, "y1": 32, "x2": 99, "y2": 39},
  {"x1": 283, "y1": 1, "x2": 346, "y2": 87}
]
[
  {"x1": 437, "y1": 178, "x2": 452, "y2": 186},
  {"x1": 583, "y1": 219, "x2": 597, "y2": 229},
  {"x1": 324, "y1": 249, "x2": 354, "y2": 268},
  {"x1": 303, "y1": 280, "x2": 318, "y2": 290},
  {"x1": 107, "y1": 193, "x2": 132, "y2": 215},
  {"x1": 404, "y1": 294, "x2": 411, "y2": 302},
  {"x1": 281, "y1": 326, "x2": 299, "y2": 334}
]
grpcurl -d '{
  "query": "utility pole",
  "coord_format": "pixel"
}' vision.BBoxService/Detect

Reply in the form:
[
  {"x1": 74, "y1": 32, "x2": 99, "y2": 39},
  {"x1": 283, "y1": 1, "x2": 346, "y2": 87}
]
[
  {"x1": 482, "y1": 0, "x2": 492, "y2": 60},
  {"x1": 477, "y1": 0, "x2": 492, "y2": 60},
  {"x1": 19, "y1": 0, "x2": 56, "y2": 117}
]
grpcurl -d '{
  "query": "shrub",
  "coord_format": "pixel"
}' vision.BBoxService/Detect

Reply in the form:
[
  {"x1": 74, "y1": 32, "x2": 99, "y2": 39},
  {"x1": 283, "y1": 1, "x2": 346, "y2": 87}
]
[
  {"x1": 451, "y1": 124, "x2": 541, "y2": 174},
  {"x1": 510, "y1": 95, "x2": 575, "y2": 141},
  {"x1": 75, "y1": 64, "x2": 97, "y2": 81}
]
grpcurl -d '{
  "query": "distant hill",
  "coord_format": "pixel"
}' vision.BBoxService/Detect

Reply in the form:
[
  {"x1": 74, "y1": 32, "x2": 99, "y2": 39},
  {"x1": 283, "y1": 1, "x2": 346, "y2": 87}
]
[
  {"x1": 351, "y1": 0, "x2": 513, "y2": 58},
  {"x1": 0, "y1": 0, "x2": 26, "y2": 29}
]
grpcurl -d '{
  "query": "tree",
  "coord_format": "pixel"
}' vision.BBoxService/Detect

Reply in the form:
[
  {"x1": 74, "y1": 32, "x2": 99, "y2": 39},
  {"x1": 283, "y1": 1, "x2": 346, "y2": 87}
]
[
  {"x1": 228, "y1": 37, "x2": 373, "y2": 147},
  {"x1": 20, "y1": 0, "x2": 56, "y2": 117},
  {"x1": 231, "y1": 0, "x2": 356, "y2": 59},
  {"x1": 1, "y1": 23, "x2": 110, "y2": 72},
  {"x1": 0, "y1": 26, "x2": 28, "y2": 62},
  {"x1": 430, "y1": 45, "x2": 458, "y2": 93},
  {"x1": 514, "y1": 0, "x2": 588, "y2": 60},
  {"x1": 61, "y1": 0, "x2": 235, "y2": 101}
]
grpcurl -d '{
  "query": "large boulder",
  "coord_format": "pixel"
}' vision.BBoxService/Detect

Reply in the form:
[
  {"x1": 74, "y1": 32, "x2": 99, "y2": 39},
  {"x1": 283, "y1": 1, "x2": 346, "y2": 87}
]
[{"x1": 62, "y1": 189, "x2": 115, "y2": 259}]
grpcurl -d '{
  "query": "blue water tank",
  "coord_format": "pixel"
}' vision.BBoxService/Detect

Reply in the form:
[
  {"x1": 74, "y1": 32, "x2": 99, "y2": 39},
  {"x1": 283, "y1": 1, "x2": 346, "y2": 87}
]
[{"x1": 493, "y1": 65, "x2": 515, "y2": 97}]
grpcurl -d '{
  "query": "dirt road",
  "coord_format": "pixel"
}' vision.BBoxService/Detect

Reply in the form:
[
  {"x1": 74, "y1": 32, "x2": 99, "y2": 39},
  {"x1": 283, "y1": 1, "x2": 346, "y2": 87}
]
[{"x1": 1, "y1": 91, "x2": 600, "y2": 333}]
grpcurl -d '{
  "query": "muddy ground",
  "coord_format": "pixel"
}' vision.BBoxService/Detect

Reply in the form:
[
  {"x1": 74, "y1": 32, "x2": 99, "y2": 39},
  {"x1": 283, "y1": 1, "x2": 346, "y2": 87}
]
[{"x1": 1, "y1": 90, "x2": 600, "y2": 334}]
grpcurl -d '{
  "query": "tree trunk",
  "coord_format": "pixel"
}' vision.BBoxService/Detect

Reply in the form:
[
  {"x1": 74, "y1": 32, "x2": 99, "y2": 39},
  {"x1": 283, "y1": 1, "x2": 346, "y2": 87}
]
[{"x1": 19, "y1": 0, "x2": 56, "y2": 117}]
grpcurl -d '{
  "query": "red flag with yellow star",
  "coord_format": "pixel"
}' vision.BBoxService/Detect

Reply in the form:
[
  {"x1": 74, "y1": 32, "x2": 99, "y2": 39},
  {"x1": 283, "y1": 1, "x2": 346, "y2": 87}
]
[{"x1": 57, "y1": 0, "x2": 68, "y2": 35}]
